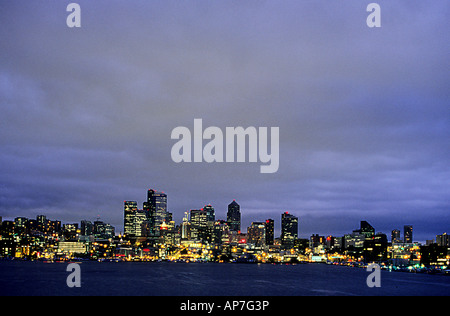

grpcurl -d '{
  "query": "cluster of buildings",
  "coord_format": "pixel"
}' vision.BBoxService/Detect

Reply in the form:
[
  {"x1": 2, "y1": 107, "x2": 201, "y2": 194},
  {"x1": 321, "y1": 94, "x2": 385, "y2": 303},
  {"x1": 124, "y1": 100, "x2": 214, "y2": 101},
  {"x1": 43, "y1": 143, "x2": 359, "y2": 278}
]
[{"x1": 0, "y1": 188, "x2": 449, "y2": 268}]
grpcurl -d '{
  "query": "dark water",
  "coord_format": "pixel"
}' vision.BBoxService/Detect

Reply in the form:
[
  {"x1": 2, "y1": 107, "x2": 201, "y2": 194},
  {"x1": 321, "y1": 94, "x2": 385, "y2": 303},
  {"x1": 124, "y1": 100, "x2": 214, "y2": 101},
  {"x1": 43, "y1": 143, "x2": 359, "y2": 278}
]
[{"x1": 0, "y1": 261, "x2": 449, "y2": 296}]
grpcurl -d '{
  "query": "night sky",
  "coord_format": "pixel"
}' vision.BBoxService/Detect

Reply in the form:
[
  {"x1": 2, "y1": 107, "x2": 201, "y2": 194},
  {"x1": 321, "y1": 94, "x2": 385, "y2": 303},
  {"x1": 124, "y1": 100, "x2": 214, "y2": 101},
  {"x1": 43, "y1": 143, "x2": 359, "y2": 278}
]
[{"x1": 0, "y1": 1, "x2": 448, "y2": 242}]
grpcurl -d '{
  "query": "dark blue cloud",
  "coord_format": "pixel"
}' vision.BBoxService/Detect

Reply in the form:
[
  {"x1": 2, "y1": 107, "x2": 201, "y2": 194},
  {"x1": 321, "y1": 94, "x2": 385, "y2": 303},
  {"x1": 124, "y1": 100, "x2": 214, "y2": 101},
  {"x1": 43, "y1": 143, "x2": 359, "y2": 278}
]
[{"x1": 0, "y1": 1, "x2": 448, "y2": 242}]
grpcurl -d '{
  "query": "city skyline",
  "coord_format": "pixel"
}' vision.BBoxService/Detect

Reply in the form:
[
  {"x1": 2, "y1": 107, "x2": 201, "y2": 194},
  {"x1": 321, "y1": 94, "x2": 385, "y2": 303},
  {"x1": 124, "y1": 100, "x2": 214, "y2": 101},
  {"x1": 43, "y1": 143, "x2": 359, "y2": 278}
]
[
  {"x1": 0, "y1": 1, "x2": 448, "y2": 244},
  {"x1": 1, "y1": 187, "x2": 447, "y2": 245}
]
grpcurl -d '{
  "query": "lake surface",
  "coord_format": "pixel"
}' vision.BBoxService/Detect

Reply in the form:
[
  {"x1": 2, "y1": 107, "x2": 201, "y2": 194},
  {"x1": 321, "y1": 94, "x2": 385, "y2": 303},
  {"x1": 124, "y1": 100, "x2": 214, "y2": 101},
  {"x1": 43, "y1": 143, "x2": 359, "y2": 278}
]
[{"x1": 0, "y1": 261, "x2": 449, "y2": 296}]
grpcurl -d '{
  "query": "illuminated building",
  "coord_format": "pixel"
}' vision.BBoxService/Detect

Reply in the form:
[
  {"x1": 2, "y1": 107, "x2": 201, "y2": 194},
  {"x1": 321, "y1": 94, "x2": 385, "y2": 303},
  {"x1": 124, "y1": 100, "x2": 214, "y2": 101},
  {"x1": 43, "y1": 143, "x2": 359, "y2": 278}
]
[
  {"x1": 181, "y1": 212, "x2": 191, "y2": 240},
  {"x1": 81, "y1": 220, "x2": 93, "y2": 236},
  {"x1": 124, "y1": 201, "x2": 138, "y2": 236},
  {"x1": 144, "y1": 189, "x2": 168, "y2": 237},
  {"x1": 404, "y1": 225, "x2": 413, "y2": 243},
  {"x1": 281, "y1": 212, "x2": 298, "y2": 249},
  {"x1": 436, "y1": 233, "x2": 449, "y2": 247},
  {"x1": 391, "y1": 229, "x2": 401, "y2": 243},
  {"x1": 265, "y1": 219, "x2": 274, "y2": 245},
  {"x1": 94, "y1": 220, "x2": 115, "y2": 239},
  {"x1": 62, "y1": 223, "x2": 79, "y2": 241},
  {"x1": 247, "y1": 222, "x2": 266, "y2": 246},
  {"x1": 190, "y1": 205, "x2": 215, "y2": 243},
  {"x1": 58, "y1": 241, "x2": 88, "y2": 256},
  {"x1": 213, "y1": 220, "x2": 230, "y2": 245},
  {"x1": 0, "y1": 221, "x2": 15, "y2": 257},
  {"x1": 14, "y1": 217, "x2": 28, "y2": 236},
  {"x1": 310, "y1": 234, "x2": 326, "y2": 249},
  {"x1": 356, "y1": 221, "x2": 375, "y2": 238},
  {"x1": 227, "y1": 200, "x2": 241, "y2": 232}
]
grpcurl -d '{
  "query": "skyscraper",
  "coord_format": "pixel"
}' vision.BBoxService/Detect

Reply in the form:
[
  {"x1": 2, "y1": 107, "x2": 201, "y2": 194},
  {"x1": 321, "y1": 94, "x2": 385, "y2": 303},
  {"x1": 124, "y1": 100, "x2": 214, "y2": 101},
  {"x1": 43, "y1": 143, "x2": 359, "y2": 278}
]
[
  {"x1": 436, "y1": 233, "x2": 449, "y2": 247},
  {"x1": 227, "y1": 200, "x2": 241, "y2": 232},
  {"x1": 144, "y1": 189, "x2": 168, "y2": 237},
  {"x1": 281, "y1": 212, "x2": 298, "y2": 249},
  {"x1": 265, "y1": 219, "x2": 274, "y2": 245},
  {"x1": 181, "y1": 212, "x2": 191, "y2": 240},
  {"x1": 359, "y1": 221, "x2": 375, "y2": 238},
  {"x1": 124, "y1": 201, "x2": 138, "y2": 236},
  {"x1": 391, "y1": 229, "x2": 401, "y2": 243},
  {"x1": 190, "y1": 205, "x2": 215, "y2": 242},
  {"x1": 404, "y1": 225, "x2": 413, "y2": 243},
  {"x1": 247, "y1": 222, "x2": 266, "y2": 246}
]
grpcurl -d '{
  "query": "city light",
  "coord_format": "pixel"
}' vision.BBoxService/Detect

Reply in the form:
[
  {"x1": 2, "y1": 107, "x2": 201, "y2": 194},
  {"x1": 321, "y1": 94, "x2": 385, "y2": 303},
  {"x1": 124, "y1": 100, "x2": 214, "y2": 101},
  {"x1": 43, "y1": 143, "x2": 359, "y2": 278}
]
[{"x1": 0, "y1": 188, "x2": 449, "y2": 273}]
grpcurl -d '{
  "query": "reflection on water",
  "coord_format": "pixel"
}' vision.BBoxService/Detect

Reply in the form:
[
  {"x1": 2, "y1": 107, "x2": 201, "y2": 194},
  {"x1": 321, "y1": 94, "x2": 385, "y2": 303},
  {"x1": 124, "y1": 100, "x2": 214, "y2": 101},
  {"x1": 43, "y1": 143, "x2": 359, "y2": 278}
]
[{"x1": 0, "y1": 261, "x2": 449, "y2": 296}]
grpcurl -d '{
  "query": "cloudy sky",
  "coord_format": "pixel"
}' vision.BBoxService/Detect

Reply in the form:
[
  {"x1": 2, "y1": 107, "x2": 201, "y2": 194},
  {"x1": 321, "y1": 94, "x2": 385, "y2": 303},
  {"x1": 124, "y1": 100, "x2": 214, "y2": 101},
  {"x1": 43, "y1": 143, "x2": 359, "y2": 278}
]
[{"x1": 0, "y1": 1, "x2": 448, "y2": 241}]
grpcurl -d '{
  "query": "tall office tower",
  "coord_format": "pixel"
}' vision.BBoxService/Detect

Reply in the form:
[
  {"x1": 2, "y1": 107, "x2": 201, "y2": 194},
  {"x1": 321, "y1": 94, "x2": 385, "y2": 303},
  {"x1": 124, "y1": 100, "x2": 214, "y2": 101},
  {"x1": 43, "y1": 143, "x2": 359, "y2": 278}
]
[
  {"x1": 124, "y1": 201, "x2": 138, "y2": 236},
  {"x1": 281, "y1": 212, "x2": 298, "y2": 249},
  {"x1": 227, "y1": 200, "x2": 241, "y2": 232},
  {"x1": 247, "y1": 222, "x2": 266, "y2": 246},
  {"x1": 37, "y1": 215, "x2": 48, "y2": 233},
  {"x1": 202, "y1": 204, "x2": 215, "y2": 222},
  {"x1": 391, "y1": 229, "x2": 401, "y2": 243},
  {"x1": 213, "y1": 220, "x2": 230, "y2": 245},
  {"x1": 14, "y1": 217, "x2": 28, "y2": 236},
  {"x1": 189, "y1": 209, "x2": 203, "y2": 240},
  {"x1": 404, "y1": 225, "x2": 413, "y2": 243},
  {"x1": 359, "y1": 221, "x2": 375, "y2": 238},
  {"x1": 81, "y1": 220, "x2": 93, "y2": 236},
  {"x1": 190, "y1": 205, "x2": 215, "y2": 242},
  {"x1": 181, "y1": 212, "x2": 191, "y2": 240},
  {"x1": 144, "y1": 189, "x2": 168, "y2": 236},
  {"x1": 265, "y1": 219, "x2": 274, "y2": 245},
  {"x1": 94, "y1": 221, "x2": 115, "y2": 239},
  {"x1": 436, "y1": 233, "x2": 449, "y2": 247}
]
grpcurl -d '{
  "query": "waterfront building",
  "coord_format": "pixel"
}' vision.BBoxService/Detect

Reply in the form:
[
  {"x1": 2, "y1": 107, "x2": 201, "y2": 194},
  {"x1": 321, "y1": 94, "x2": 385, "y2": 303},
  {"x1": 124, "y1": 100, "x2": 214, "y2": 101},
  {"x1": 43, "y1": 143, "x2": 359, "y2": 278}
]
[
  {"x1": 62, "y1": 223, "x2": 79, "y2": 241},
  {"x1": 391, "y1": 229, "x2": 401, "y2": 243},
  {"x1": 181, "y1": 212, "x2": 191, "y2": 240},
  {"x1": 436, "y1": 233, "x2": 449, "y2": 247},
  {"x1": 265, "y1": 219, "x2": 274, "y2": 245},
  {"x1": 247, "y1": 222, "x2": 266, "y2": 247},
  {"x1": 94, "y1": 220, "x2": 115, "y2": 239},
  {"x1": 124, "y1": 201, "x2": 138, "y2": 236},
  {"x1": 81, "y1": 220, "x2": 93, "y2": 236},
  {"x1": 355, "y1": 221, "x2": 375, "y2": 238},
  {"x1": 144, "y1": 189, "x2": 168, "y2": 237},
  {"x1": 213, "y1": 220, "x2": 230, "y2": 245},
  {"x1": 404, "y1": 225, "x2": 413, "y2": 243},
  {"x1": 190, "y1": 206, "x2": 215, "y2": 243},
  {"x1": 281, "y1": 212, "x2": 298, "y2": 249},
  {"x1": 227, "y1": 200, "x2": 241, "y2": 232}
]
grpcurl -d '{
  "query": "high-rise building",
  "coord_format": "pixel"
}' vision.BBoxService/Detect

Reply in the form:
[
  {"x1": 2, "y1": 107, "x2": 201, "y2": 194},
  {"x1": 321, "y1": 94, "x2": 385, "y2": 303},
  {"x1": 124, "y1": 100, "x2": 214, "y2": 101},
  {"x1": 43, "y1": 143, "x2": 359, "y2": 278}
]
[
  {"x1": 181, "y1": 212, "x2": 191, "y2": 240},
  {"x1": 227, "y1": 200, "x2": 241, "y2": 232},
  {"x1": 124, "y1": 201, "x2": 138, "y2": 236},
  {"x1": 81, "y1": 220, "x2": 93, "y2": 236},
  {"x1": 247, "y1": 222, "x2": 266, "y2": 246},
  {"x1": 94, "y1": 220, "x2": 115, "y2": 239},
  {"x1": 404, "y1": 225, "x2": 413, "y2": 243},
  {"x1": 359, "y1": 221, "x2": 375, "y2": 238},
  {"x1": 62, "y1": 223, "x2": 79, "y2": 241},
  {"x1": 144, "y1": 189, "x2": 168, "y2": 236},
  {"x1": 391, "y1": 229, "x2": 401, "y2": 243},
  {"x1": 190, "y1": 205, "x2": 215, "y2": 242},
  {"x1": 265, "y1": 219, "x2": 274, "y2": 245},
  {"x1": 202, "y1": 204, "x2": 216, "y2": 223},
  {"x1": 14, "y1": 217, "x2": 28, "y2": 236},
  {"x1": 436, "y1": 233, "x2": 449, "y2": 247},
  {"x1": 213, "y1": 220, "x2": 230, "y2": 245},
  {"x1": 281, "y1": 212, "x2": 298, "y2": 249}
]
